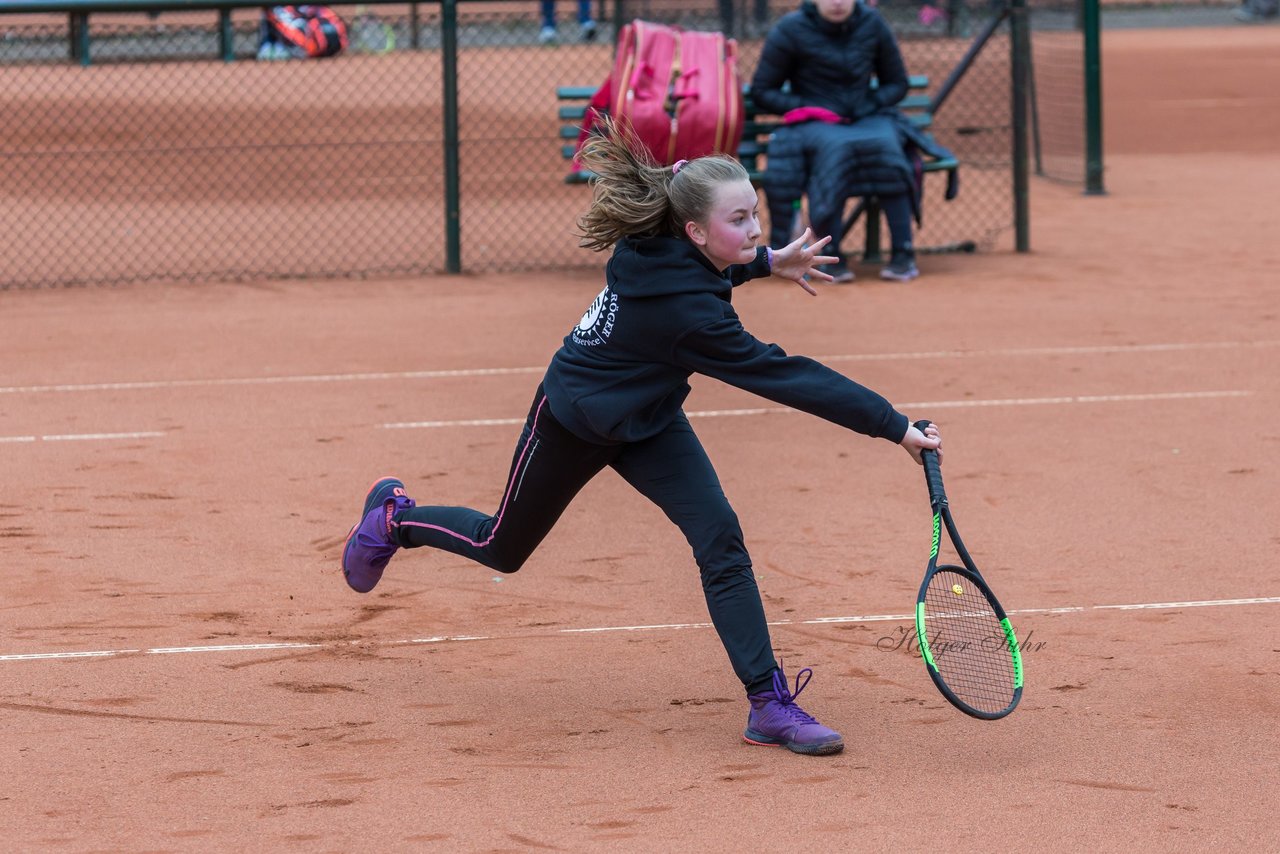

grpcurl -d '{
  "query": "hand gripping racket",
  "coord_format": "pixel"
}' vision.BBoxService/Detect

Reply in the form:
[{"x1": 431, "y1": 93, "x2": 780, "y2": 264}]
[{"x1": 913, "y1": 420, "x2": 1023, "y2": 719}]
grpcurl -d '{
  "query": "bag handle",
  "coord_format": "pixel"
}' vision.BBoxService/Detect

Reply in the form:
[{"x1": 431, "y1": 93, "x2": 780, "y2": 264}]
[{"x1": 672, "y1": 67, "x2": 700, "y2": 100}]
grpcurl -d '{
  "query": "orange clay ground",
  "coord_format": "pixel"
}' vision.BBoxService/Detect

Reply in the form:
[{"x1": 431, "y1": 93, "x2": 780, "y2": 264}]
[{"x1": 1, "y1": 24, "x2": 1278, "y2": 851}]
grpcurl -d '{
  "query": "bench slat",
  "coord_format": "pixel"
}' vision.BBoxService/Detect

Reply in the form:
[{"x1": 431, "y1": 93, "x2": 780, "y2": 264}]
[
  {"x1": 556, "y1": 85, "x2": 598, "y2": 100},
  {"x1": 898, "y1": 93, "x2": 931, "y2": 111}
]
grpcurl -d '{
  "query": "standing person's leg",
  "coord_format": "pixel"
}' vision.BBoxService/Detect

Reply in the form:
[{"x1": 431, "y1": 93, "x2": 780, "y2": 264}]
[
  {"x1": 610, "y1": 414, "x2": 843, "y2": 755},
  {"x1": 766, "y1": 194, "x2": 798, "y2": 250},
  {"x1": 342, "y1": 386, "x2": 617, "y2": 592},
  {"x1": 539, "y1": 0, "x2": 557, "y2": 42},
  {"x1": 847, "y1": 117, "x2": 920, "y2": 282},
  {"x1": 803, "y1": 124, "x2": 856, "y2": 283},
  {"x1": 257, "y1": 9, "x2": 279, "y2": 59},
  {"x1": 576, "y1": 0, "x2": 597, "y2": 39},
  {"x1": 878, "y1": 192, "x2": 919, "y2": 281}
]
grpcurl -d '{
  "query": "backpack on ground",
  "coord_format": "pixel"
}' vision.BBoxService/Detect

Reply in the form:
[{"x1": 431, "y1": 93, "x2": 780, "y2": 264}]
[
  {"x1": 265, "y1": 5, "x2": 349, "y2": 58},
  {"x1": 574, "y1": 20, "x2": 745, "y2": 169}
]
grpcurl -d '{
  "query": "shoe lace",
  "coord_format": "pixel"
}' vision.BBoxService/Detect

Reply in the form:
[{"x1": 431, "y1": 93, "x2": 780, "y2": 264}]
[{"x1": 768, "y1": 664, "x2": 819, "y2": 725}]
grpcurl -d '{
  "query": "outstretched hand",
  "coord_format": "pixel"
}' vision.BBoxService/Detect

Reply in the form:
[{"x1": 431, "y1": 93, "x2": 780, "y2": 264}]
[{"x1": 769, "y1": 228, "x2": 839, "y2": 296}]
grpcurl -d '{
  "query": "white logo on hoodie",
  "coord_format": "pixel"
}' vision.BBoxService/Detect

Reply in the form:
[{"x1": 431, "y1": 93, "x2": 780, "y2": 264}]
[{"x1": 571, "y1": 286, "x2": 619, "y2": 347}]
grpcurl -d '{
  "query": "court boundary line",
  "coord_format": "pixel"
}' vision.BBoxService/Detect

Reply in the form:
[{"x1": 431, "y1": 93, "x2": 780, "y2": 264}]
[
  {"x1": 0, "y1": 431, "x2": 165, "y2": 444},
  {"x1": 4, "y1": 595, "x2": 1278, "y2": 664},
  {"x1": 1, "y1": 339, "x2": 1274, "y2": 396},
  {"x1": 381, "y1": 390, "x2": 1252, "y2": 430},
  {"x1": 2, "y1": 390, "x2": 1254, "y2": 445}
]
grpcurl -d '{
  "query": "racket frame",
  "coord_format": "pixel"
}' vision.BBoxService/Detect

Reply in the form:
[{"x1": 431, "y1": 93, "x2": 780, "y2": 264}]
[{"x1": 913, "y1": 423, "x2": 1024, "y2": 720}]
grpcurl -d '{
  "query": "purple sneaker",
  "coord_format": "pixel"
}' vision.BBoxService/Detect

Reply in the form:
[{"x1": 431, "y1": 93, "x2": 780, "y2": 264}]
[
  {"x1": 342, "y1": 476, "x2": 415, "y2": 593},
  {"x1": 743, "y1": 665, "x2": 844, "y2": 756}
]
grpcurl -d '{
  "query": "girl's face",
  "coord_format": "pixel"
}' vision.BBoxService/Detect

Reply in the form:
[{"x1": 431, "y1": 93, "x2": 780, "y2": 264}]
[{"x1": 686, "y1": 179, "x2": 762, "y2": 271}]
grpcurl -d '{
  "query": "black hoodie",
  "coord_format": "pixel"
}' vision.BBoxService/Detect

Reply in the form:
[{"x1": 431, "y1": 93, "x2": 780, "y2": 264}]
[{"x1": 541, "y1": 235, "x2": 909, "y2": 446}]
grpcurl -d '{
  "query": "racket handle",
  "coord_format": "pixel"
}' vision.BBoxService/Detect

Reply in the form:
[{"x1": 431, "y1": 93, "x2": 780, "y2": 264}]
[{"x1": 913, "y1": 419, "x2": 947, "y2": 507}]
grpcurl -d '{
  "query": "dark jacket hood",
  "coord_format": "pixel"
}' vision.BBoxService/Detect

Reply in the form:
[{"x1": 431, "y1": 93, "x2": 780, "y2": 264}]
[{"x1": 606, "y1": 235, "x2": 732, "y2": 298}]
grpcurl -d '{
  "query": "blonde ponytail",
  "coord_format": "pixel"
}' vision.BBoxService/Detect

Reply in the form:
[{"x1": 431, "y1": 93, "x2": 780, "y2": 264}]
[{"x1": 575, "y1": 116, "x2": 751, "y2": 252}]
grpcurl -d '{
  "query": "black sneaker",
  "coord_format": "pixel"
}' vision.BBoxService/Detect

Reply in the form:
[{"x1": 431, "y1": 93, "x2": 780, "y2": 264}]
[{"x1": 880, "y1": 253, "x2": 919, "y2": 282}]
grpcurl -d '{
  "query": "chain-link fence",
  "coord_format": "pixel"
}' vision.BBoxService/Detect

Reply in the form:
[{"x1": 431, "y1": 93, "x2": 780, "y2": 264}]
[
  {"x1": 1, "y1": 5, "x2": 448, "y2": 287},
  {"x1": 1027, "y1": 0, "x2": 1087, "y2": 185},
  {"x1": 1, "y1": 0, "x2": 1050, "y2": 288}
]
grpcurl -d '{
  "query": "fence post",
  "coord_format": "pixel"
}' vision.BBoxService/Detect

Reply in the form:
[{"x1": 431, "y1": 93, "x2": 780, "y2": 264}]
[
  {"x1": 69, "y1": 11, "x2": 90, "y2": 66},
  {"x1": 1082, "y1": 0, "x2": 1105, "y2": 195},
  {"x1": 218, "y1": 7, "x2": 234, "y2": 62},
  {"x1": 1010, "y1": 0, "x2": 1030, "y2": 252},
  {"x1": 613, "y1": 0, "x2": 626, "y2": 44},
  {"x1": 442, "y1": 0, "x2": 461, "y2": 273}
]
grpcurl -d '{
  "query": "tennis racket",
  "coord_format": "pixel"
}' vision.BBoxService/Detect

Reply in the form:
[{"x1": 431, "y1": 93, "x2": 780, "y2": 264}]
[
  {"x1": 351, "y1": 5, "x2": 395, "y2": 53},
  {"x1": 913, "y1": 420, "x2": 1023, "y2": 719}
]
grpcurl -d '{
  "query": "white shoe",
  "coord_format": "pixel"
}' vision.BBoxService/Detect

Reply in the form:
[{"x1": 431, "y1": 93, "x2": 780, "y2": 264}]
[
  {"x1": 538, "y1": 26, "x2": 558, "y2": 44},
  {"x1": 580, "y1": 20, "x2": 598, "y2": 41}
]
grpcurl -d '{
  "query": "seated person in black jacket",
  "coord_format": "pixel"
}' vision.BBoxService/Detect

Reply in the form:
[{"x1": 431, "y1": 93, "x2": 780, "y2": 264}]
[{"x1": 751, "y1": 0, "x2": 921, "y2": 282}]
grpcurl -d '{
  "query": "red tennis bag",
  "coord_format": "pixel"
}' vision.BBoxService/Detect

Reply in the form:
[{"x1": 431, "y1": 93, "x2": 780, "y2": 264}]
[
  {"x1": 266, "y1": 5, "x2": 348, "y2": 58},
  {"x1": 574, "y1": 20, "x2": 745, "y2": 169}
]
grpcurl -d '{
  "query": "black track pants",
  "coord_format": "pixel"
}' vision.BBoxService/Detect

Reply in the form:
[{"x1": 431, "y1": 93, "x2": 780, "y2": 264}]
[{"x1": 393, "y1": 385, "x2": 779, "y2": 693}]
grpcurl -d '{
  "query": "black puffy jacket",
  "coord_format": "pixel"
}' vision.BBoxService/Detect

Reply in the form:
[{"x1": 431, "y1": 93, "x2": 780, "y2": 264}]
[{"x1": 749, "y1": 1, "x2": 909, "y2": 122}]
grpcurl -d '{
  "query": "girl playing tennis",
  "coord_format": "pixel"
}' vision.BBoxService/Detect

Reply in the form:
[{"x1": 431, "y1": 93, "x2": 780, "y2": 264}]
[{"x1": 342, "y1": 118, "x2": 942, "y2": 756}]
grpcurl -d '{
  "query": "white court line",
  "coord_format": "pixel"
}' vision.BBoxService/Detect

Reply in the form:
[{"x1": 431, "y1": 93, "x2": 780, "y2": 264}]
[
  {"x1": 0, "y1": 431, "x2": 165, "y2": 444},
  {"x1": 0, "y1": 366, "x2": 545, "y2": 395},
  {"x1": 382, "y1": 390, "x2": 1252, "y2": 430},
  {"x1": 144, "y1": 642, "x2": 323, "y2": 655},
  {"x1": 0, "y1": 649, "x2": 136, "y2": 661},
  {"x1": 821, "y1": 340, "x2": 1280, "y2": 364},
  {"x1": 2, "y1": 391, "x2": 1252, "y2": 443},
  {"x1": 3, "y1": 595, "x2": 1278, "y2": 664},
  {"x1": 384, "y1": 416, "x2": 529, "y2": 429},
  {"x1": 2, "y1": 340, "x2": 1274, "y2": 396},
  {"x1": 1094, "y1": 596, "x2": 1280, "y2": 611},
  {"x1": 41, "y1": 431, "x2": 165, "y2": 442}
]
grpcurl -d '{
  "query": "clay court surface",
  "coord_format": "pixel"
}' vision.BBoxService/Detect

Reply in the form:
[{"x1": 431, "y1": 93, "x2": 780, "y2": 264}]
[{"x1": 2, "y1": 24, "x2": 1279, "y2": 851}]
